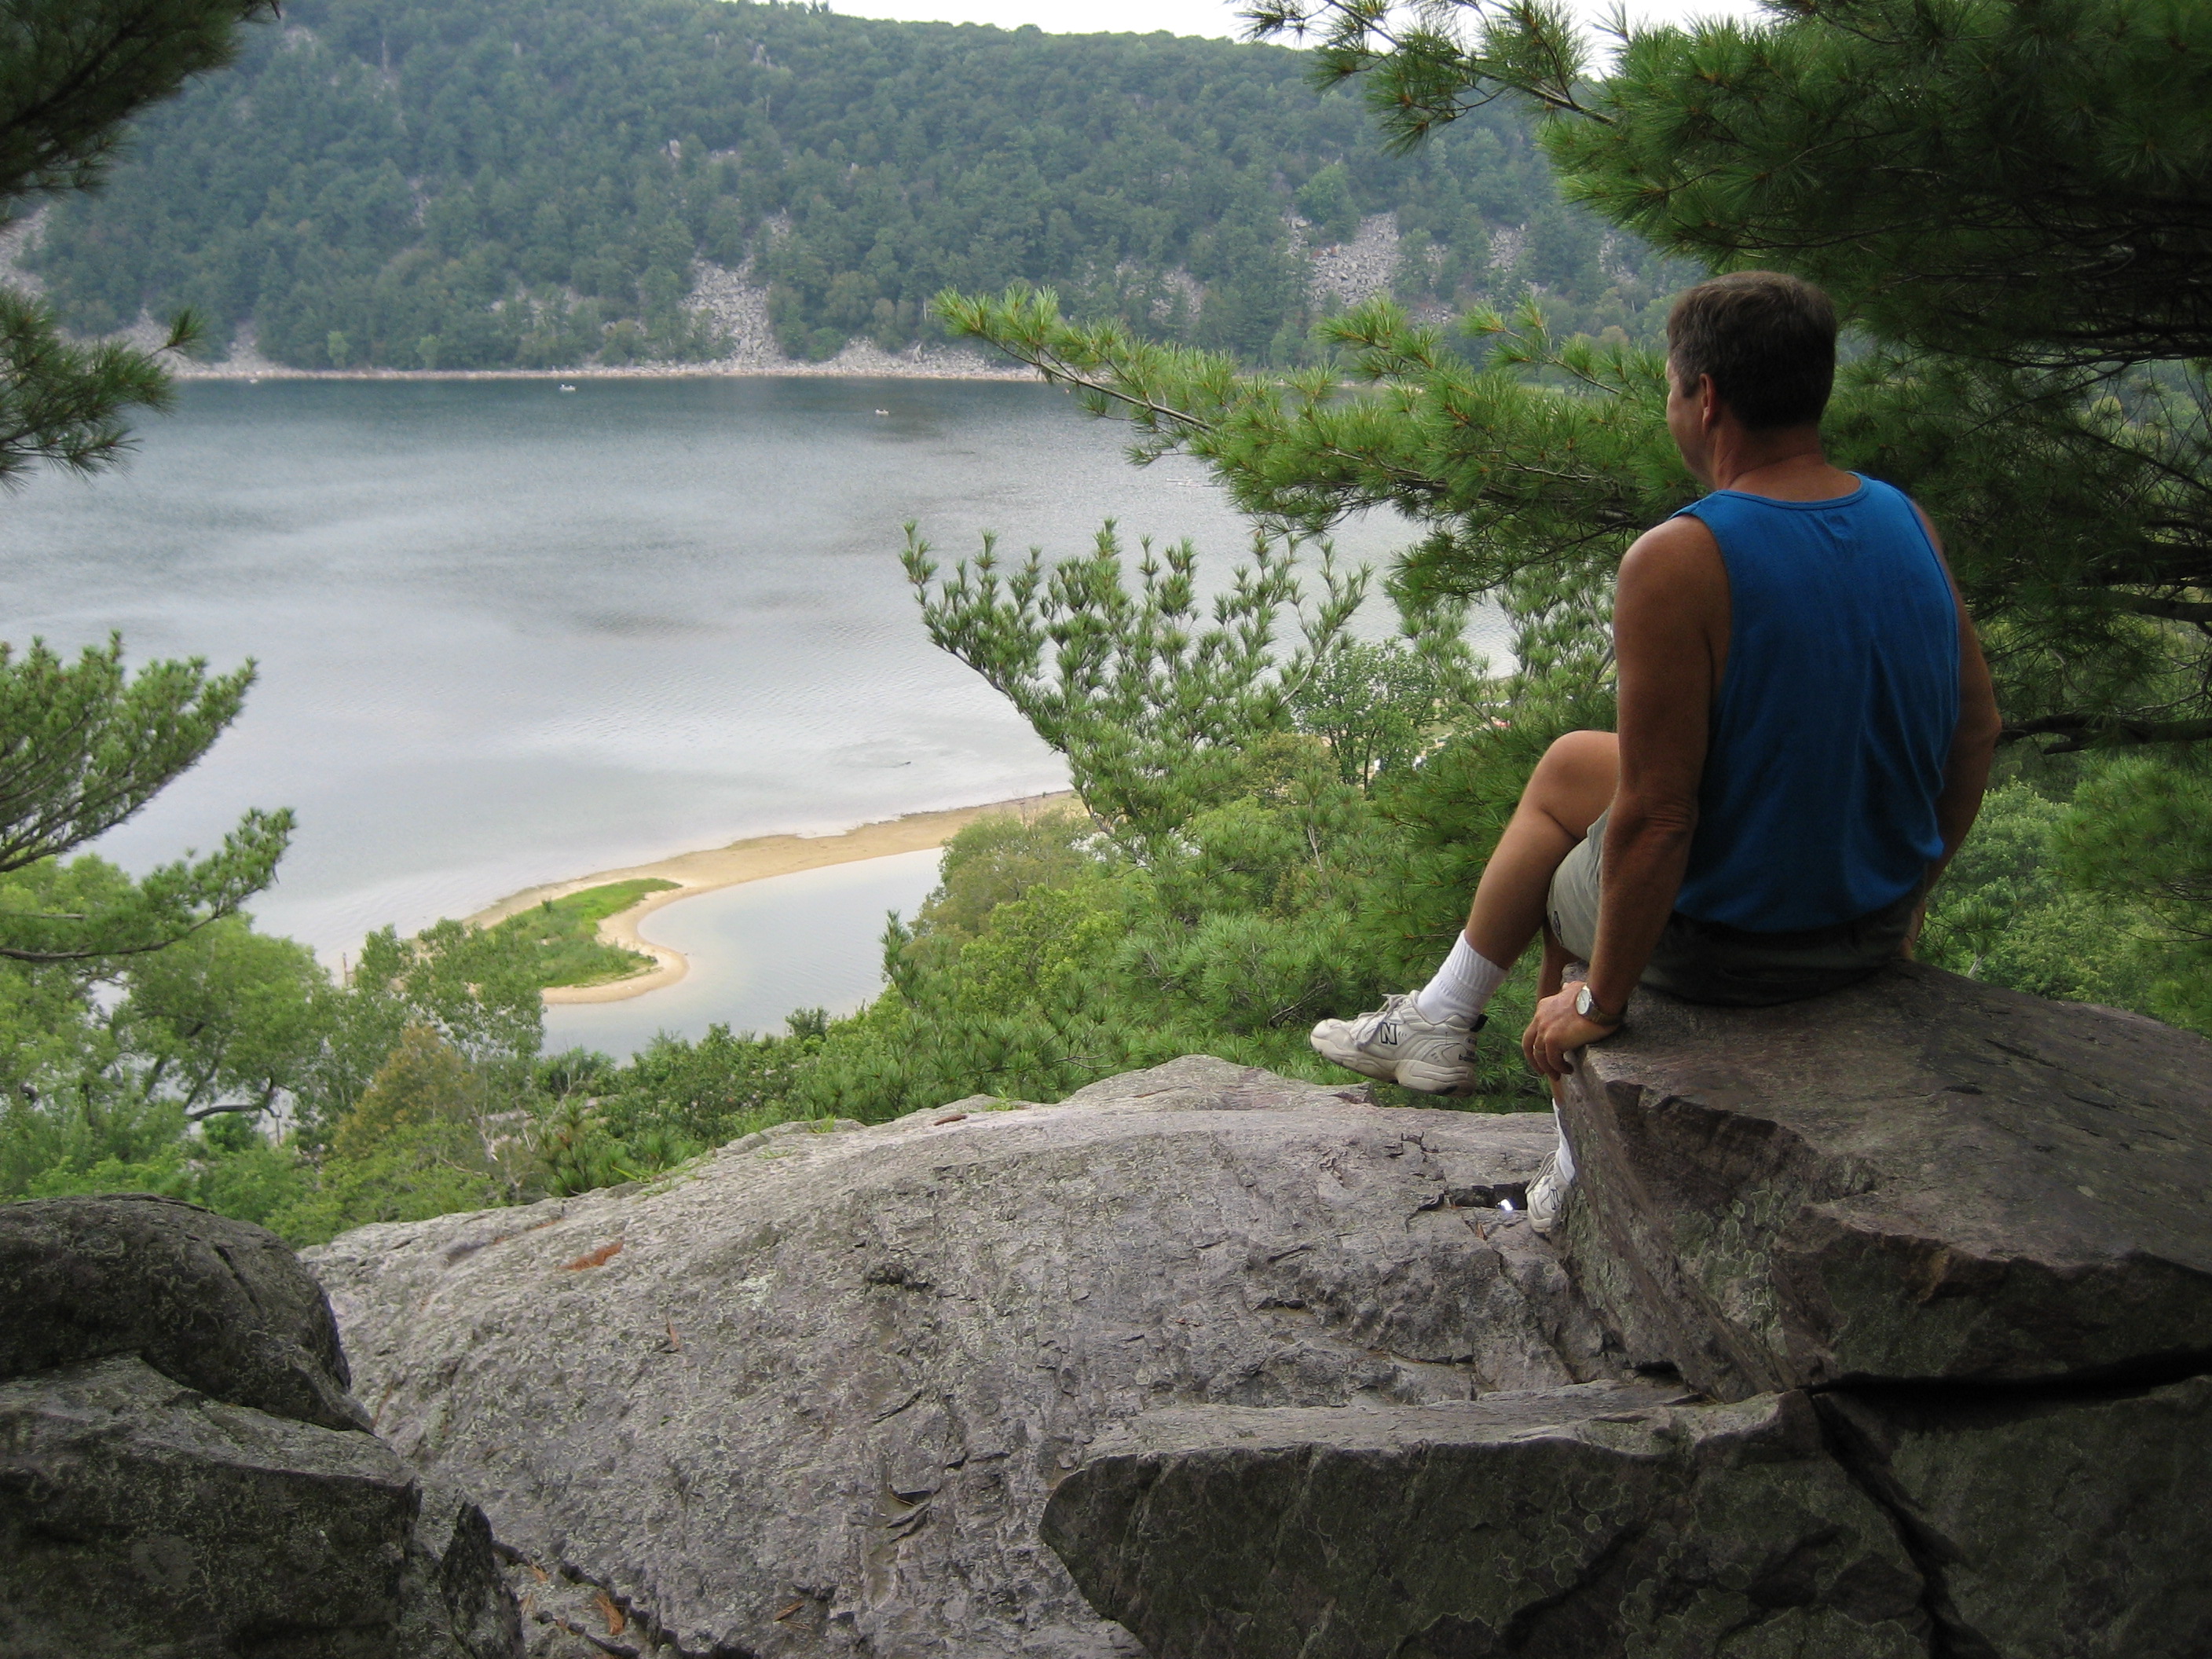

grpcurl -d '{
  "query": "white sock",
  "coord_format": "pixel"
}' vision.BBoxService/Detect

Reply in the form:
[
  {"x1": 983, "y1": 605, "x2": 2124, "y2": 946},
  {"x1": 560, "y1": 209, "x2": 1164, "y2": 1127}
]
[
  {"x1": 1412, "y1": 934, "x2": 1508, "y2": 1026},
  {"x1": 1551, "y1": 1109, "x2": 1577, "y2": 1185}
]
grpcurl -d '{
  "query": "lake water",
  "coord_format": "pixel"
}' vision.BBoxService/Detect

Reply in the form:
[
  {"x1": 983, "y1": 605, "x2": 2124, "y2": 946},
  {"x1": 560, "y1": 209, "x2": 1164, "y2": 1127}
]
[
  {"x1": 3, "y1": 376, "x2": 1491, "y2": 1049},
  {"x1": 541, "y1": 849, "x2": 945, "y2": 1054}
]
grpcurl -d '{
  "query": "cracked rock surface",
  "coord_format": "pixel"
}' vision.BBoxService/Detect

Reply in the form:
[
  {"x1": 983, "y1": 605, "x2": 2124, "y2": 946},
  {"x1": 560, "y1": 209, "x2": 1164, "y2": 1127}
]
[
  {"x1": 0, "y1": 1191, "x2": 367, "y2": 1431},
  {"x1": 1817, "y1": 1375, "x2": 2212, "y2": 1659},
  {"x1": 1041, "y1": 976, "x2": 2212, "y2": 1659},
  {"x1": 1043, "y1": 1383, "x2": 1930, "y2": 1659},
  {"x1": 1558, "y1": 961, "x2": 2212, "y2": 1400},
  {"x1": 0, "y1": 1353, "x2": 417, "y2": 1659},
  {"x1": 306, "y1": 1057, "x2": 1602, "y2": 1658}
]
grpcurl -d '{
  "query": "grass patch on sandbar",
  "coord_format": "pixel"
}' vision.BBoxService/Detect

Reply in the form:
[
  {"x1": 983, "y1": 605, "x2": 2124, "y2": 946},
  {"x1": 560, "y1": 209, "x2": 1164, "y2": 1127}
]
[{"x1": 491, "y1": 878, "x2": 682, "y2": 989}]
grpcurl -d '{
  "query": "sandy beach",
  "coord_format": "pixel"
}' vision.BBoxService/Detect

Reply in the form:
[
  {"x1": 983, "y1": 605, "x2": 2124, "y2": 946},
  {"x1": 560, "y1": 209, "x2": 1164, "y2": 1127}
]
[{"x1": 471, "y1": 793, "x2": 1077, "y2": 1005}]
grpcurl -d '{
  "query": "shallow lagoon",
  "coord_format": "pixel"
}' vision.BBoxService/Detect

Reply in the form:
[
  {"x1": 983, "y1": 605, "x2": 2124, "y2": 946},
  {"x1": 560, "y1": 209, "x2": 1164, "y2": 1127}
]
[{"x1": 541, "y1": 849, "x2": 944, "y2": 1055}]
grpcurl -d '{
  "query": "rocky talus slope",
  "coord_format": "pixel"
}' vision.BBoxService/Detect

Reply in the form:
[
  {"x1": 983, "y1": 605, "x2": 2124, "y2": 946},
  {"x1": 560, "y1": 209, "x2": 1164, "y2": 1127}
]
[
  {"x1": 1046, "y1": 965, "x2": 2212, "y2": 1658},
  {"x1": 0, "y1": 1194, "x2": 522, "y2": 1659}
]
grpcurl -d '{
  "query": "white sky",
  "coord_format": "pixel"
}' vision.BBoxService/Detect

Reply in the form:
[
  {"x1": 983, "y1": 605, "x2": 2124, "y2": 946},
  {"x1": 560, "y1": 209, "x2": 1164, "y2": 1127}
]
[{"x1": 833, "y1": 0, "x2": 1764, "y2": 41}]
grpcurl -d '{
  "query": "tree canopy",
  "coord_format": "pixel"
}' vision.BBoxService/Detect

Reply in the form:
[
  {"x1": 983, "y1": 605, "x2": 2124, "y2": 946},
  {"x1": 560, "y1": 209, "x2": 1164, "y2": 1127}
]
[
  {"x1": 942, "y1": 0, "x2": 2210, "y2": 764},
  {"x1": 0, "y1": 0, "x2": 276, "y2": 478}
]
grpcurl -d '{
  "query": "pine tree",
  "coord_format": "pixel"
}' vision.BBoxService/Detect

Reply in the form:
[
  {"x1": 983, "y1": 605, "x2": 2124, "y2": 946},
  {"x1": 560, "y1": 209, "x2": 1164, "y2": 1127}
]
[
  {"x1": 914, "y1": 0, "x2": 2212, "y2": 1046},
  {"x1": 1257, "y1": 0, "x2": 2212, "y2": 1007},
  {"x1": 948, "y1": 0, "x2": 2212, "y2": 755},
  {"x1": 0, "y1": 0, "x2": 287, "y2": 960}
]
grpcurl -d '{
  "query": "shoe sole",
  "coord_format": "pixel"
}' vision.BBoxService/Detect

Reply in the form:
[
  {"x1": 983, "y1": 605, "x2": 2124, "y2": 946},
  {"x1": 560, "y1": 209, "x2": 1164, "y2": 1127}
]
[
  {"x1": 1395, "y1": 1060, "x2": 1480, "y2": 1095},
  {"x1": 1309, "y1": 1031, "x2": 1401, "y2": 1083}
]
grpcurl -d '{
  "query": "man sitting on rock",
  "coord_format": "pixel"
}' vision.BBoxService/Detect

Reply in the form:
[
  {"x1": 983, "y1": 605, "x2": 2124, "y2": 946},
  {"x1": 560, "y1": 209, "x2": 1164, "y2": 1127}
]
[{"x1": 1311, "y1": 270, "x2": 2002, "y2": 1232}]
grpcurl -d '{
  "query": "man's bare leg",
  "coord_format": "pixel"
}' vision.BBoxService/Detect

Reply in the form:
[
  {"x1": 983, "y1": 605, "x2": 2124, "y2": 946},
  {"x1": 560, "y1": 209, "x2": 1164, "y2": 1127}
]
[
  {"x1": 1411, "y1": 730, "x2": 1620, "y2": 1027},
  {"x1": 1310, "y1": 731, "x2": 1617, "y2": 1093},
  {"x1": 1459, "y1": 729, "x2": 1619, "y2": 972},
  {"x1": 1452, "y1": 731, "x2": 1617, "y2": 1229}
]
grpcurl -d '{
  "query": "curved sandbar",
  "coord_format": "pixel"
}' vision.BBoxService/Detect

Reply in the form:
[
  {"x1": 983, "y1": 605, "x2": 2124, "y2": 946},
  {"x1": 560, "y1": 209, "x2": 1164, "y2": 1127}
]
[{"x1": 469, "y1": 793, "x2": 1076, "y2": 1005}]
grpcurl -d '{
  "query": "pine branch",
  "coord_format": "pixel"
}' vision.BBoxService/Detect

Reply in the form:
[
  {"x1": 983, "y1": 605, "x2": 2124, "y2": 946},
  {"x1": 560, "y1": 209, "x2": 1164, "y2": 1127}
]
[{"x1": 2004, "y1": 714, "x2": 2212, "y2": 753}]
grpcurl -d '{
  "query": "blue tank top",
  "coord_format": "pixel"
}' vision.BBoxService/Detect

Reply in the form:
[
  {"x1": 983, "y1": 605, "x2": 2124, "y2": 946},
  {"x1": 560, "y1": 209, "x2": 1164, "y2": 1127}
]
[{"x1": 1670, "y1": 476, "x2": 1958, "y2": 932}]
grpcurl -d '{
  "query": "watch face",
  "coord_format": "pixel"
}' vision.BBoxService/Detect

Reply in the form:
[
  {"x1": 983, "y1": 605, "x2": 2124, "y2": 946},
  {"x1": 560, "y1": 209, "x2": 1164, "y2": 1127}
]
[{"x1": 1576, "y1": 984, "x2": 1595, "y2": 1018}]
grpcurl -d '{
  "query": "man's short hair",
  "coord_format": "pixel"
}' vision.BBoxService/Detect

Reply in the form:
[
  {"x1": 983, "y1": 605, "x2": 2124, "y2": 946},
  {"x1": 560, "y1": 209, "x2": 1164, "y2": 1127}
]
[{"x1": 1666, "y1": 272, "x2": 1837, "y2": 430}]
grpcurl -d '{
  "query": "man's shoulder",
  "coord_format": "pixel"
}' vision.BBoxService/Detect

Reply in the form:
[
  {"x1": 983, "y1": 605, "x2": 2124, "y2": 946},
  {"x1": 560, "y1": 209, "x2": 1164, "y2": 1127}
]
[
  {"x1": 1621, "y1": 513, "x2": 1726, "y2": 591},
  {"x1": 1615, "y1": 515, "x2": 1730, "y2": 646}
]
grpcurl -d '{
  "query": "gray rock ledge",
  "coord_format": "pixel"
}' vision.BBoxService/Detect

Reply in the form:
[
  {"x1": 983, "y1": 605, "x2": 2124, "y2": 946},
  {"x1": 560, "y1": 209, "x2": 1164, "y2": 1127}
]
[
  {"x1": 1038, "y1": 983, "x2": 2212, "y2": 1659},
  {"x1": 0, "y1": 1197, "x2": 522, "y2": 1659},
  {"x1": 306, "y1": 1056, "x2": 1594, "y2": 1659},
  {"x1": 0, "y1": 1191, "x2": 367, "y2": 1430},
  {"x1": 0, "y1": 1353, "x2": 419, "y2": 1659},
  {"x1": 1558, "y1": 961, "x2": 2212, "y2": 1398},
  {"x1": 1042, "y1": 1382, "x2": 1931, "y2": 1659}
]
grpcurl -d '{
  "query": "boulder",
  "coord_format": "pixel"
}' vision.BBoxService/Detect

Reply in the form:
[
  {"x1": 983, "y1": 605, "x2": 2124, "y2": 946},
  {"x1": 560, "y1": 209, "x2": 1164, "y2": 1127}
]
[
  {"x1": 1044, "y1": 1369, "x2": 2212, "y2": 1659},
  {"x1": 0, "y1": 1353, "x2": 417, "y2": 1659},
  {"x1": 0, "y1": 1192, "x2": 367, "y2": 1431},
  {"x1": 1556, "y1": 962, "x2": 2212, "y2": 1399},
  {"x1": 0, "y1": 1197, "x2": 523, "y2": 1659},
  {"x1": 306, "y1": 1057, "x2": 1603, "y2": 1658},
  {"x1": 1040, "y1": 1383, "x2": 1932, "y2": 1659},
  {"x1": 1027, "y1": 992, "x2": 2212, "y2": 1659},
  {"x1": 1818, "y1": 1375, "x2": 2212, "y2": 1659},
  {"x1": 400, "y1": 1476, "x2": 527, "y2": 1659}
]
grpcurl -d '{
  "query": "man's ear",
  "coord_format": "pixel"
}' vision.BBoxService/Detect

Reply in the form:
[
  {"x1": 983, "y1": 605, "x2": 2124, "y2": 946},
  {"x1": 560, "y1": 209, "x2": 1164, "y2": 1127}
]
[{"x1": 1698, "y1": 373, "x2": 1724, "y2": 432}]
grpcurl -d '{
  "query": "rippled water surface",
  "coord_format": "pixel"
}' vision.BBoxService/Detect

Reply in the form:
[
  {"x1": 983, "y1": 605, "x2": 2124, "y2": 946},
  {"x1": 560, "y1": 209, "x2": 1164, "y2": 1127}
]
[{"x1": 5, "y1": 375, "x2": 1477, "y2": 1044}]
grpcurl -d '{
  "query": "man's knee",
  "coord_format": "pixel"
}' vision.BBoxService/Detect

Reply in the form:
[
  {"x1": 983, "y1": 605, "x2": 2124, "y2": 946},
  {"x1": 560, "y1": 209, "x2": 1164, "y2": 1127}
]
[
  {"x1": 1540, "y1": 728, "x2": 1619, "y2": 771},
  {"x1": 1529, "y1": 729, "x2": 1619, "y2": 800}
]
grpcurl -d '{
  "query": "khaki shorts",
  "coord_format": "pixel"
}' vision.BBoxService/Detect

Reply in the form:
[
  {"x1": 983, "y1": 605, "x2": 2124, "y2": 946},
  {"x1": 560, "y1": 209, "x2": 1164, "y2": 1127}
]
[{"x1": 1547, "y1": 810, "x2": 1921, "y2": 1009}]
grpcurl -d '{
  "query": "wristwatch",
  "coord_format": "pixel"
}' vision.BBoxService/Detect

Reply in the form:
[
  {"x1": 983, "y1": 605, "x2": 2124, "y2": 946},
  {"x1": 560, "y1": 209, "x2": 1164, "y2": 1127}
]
[{"x1": 1575, "y1": 983, "x2": 1627, "y2": 1028}]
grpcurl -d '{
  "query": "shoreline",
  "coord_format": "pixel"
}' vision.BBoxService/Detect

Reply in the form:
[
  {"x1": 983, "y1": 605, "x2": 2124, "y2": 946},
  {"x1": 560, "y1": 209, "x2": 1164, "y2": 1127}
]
[
  {"x1": 172, "y1": 360, "x2": 1036, "y2": 383},
  {"x1": 471, "y1": 793, "x2": 1077, "y2": 1005}
]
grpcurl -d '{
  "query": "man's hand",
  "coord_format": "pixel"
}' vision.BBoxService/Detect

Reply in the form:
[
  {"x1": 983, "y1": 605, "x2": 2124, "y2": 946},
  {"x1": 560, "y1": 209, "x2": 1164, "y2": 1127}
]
[{"x1": 1522, "y1": 983, "x2": 1617, "y2": 1079}]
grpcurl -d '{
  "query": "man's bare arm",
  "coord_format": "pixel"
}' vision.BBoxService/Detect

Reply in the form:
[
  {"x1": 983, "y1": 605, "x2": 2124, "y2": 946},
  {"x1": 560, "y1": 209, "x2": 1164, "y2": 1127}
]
[
  {"x1": 1589, "y1": 518, "x2": 1727, "y2": 1011},
  {"x1": 1524, "y1": 516, "x2": 1727, "y2": 1079},
  {"x1": 1919, "y1": 511, "x2": 2001, "y2": 881}
]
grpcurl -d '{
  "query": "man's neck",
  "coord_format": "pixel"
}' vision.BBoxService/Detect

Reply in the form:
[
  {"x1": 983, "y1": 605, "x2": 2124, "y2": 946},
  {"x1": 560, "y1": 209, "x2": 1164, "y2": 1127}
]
[{"x1": 1703, "y1": 430, "x2": 1858, "y2": 501}]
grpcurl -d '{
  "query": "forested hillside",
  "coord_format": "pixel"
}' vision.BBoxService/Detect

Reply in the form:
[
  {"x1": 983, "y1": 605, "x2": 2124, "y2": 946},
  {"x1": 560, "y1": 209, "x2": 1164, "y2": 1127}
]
[{"x1": 22, "y1": 0, "x2": 1664, "y2": 370}]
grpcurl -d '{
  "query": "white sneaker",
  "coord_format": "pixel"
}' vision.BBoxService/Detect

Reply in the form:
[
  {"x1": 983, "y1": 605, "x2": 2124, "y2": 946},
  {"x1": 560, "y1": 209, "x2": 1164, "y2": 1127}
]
[
  {"x1": 1526, "y1": 1148, "x2": 1570, "y2": 1236},
  {"x1": 1309, "y1": 993, "x2": 1484, "y2": 1094}
]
